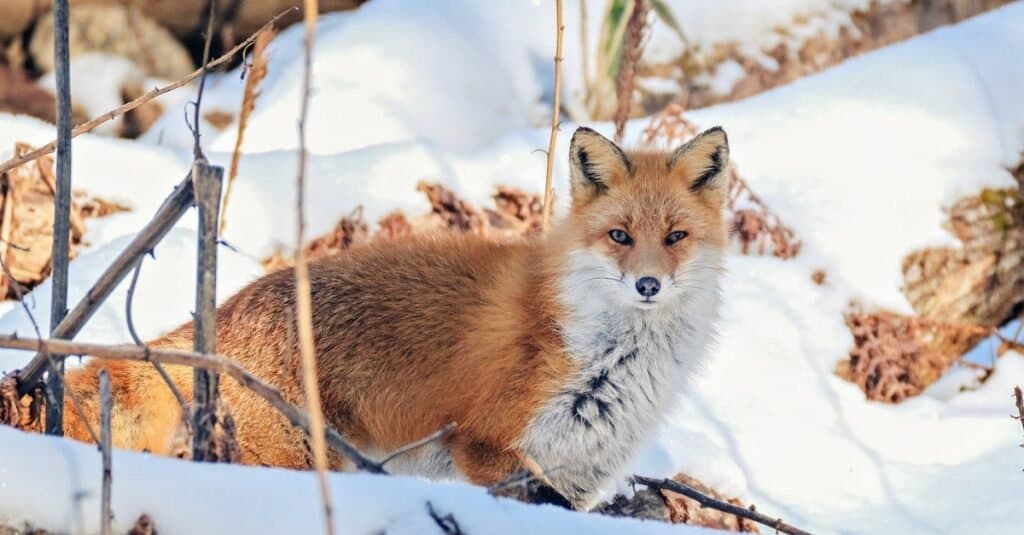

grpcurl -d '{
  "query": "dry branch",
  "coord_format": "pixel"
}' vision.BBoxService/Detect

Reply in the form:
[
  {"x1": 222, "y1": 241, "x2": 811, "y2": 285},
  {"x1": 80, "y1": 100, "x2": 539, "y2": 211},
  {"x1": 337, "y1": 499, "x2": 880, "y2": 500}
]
[
  {"x1": 17, "y1": 173, "x2": 196, "y2": 397},
  {"x1": 379, "y1": 423, "x2": 456, "y2": 468},
  {"x1": 99, "y1": 370, "x2": 112, "y2": 535},
  {"x1": 221, "y1": 27, "x2": 274, "y2": 235},
  {"x1": 191, "y1": 161, "x2": 226, "y2": 462},
  {"x1": 125, "y1": 259, "x2": 189, "y2": 418},
  {"x1": 0, "y1": 9, "x2": 297, "y2": 177},
  {"x1": 1014, "y1": 386, "x2": 1024, "y2": 441},
  {"x1": 541, "y1": 0, "x2": 564, "y2": 231},
  {"x1": 47, "y1": 0, "x2": 74, "y2": 436},
  {"x1": 187, "y1": 0, "x2": 223, "y2": 461},
  {"x1": 295, "y1": 0, "x2": 335, "y2": 532},
  {"x1": 631, "y1": 475, "x2": 812, "y2": 535},
  {"x1": 613, "y1": 0, "x2": 649, "y2": 143},
  {"x1": 2, "y1": 334, "x2": 385, "y2": 473}
]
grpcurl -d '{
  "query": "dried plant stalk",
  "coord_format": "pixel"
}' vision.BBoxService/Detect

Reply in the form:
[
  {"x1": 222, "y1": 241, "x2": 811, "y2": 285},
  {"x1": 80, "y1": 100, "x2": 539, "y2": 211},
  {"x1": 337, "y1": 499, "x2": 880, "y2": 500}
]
[
  {"x1": 542, "y1": 0, "x2": 565, "y2": 231},
  {"x1": 295, "y1": 0, "x2": 336, "y2": 532},
  {"x1": 613, "y1": 0, "x2": 649, "y2": 143},
  {"x1": 221, "y1": 27, "x2": 275, "y2": 235}
]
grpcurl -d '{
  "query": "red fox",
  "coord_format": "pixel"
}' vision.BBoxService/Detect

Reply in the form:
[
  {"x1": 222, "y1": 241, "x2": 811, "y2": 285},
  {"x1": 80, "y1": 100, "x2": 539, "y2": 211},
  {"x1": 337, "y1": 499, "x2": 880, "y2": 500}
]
[{"x1": 56, "y1": 126, "x2": 729, "y2": 509}]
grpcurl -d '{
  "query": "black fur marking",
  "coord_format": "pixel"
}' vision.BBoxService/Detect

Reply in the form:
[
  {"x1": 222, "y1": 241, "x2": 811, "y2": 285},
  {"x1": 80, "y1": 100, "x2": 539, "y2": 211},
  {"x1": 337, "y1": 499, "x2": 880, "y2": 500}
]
[
  {"x1": 576, "y1": 148, "x2": 608, "y2": 194},
  {"x1": 589, "y1": 369, "x2": 610, "y2": 390},
  {"x1": 529, "y1": 484, "x2": 575, "y2": 510},
  {"x1": 617, "y1": 348, "x2": 640, "y2": 367},
  {"x1": 572, "y1": 396, "x2": 593, "y2": 428},
  {"x1": 689, "y1": 146, "x2": 723, "y2": 192}
]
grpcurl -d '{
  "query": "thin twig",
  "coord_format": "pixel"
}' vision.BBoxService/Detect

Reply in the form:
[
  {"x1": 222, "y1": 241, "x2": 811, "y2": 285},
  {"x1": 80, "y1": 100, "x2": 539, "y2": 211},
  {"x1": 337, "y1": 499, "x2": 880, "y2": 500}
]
[
  {"x1": 295, "y1": 1, "x2": 335, "y2": 533},
  {"x1": 191, "y1": 0, "x2": 218, "y2": 161},
  {"x1": 125, "y1": 258, "x2": 188, "y2": 414},
  {"x1": 99, "y1": 370, "x2": 113, "y2": 535},
  {"x1": 1013, "y1": 386, "x2": 1024, "y2": 437},
  {"x1": 631, "y1": 475, "x2": 814, "y2": 535},
  {"x1": 541, "y1": 0, "x2": 564, "y2": 232},
  {"x1": 1, "y1": 334, "x2": 386, "y2": 473},
  {"x1": 48, "y1": 0, "x2": 74, "y2": 436},
  {"x1": 378, "y1": 423, "x2": 457, "y2": 468},
  {"x1": 0, "y1": 9, "x2": 297, "y2": 176}
]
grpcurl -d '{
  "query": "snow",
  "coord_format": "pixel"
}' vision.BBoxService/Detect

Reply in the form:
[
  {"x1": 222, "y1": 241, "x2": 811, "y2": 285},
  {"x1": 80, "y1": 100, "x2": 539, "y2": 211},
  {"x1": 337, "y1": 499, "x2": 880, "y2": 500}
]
[
  {"x1": 38, "y1": 53, "x2": 145, "y2": 136},
  {"x1": 1, "y1": 1, "x2": 1024, "y2": 533},
  {"x1": 0, "y1": 426, "x2": 717, "y2": 535}
]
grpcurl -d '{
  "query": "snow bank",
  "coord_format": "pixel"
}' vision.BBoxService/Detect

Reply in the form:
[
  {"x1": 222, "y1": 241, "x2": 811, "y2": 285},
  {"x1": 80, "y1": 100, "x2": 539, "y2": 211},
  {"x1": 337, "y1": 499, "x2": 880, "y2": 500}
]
[
  {"x1": 0, "y1": 2, "x2": 1023, "y2": 533},
  {"x1": 0, "y1": 426, "x2": 717, "y2": 535}
]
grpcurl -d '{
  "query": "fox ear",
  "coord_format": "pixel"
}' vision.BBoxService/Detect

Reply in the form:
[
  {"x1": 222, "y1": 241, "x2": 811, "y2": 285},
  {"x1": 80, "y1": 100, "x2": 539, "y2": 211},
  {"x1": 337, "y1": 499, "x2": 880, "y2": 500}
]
[
  {"x1": 568, "y1": 127, "x2": 632, "y2": 204},
  {"x1": 669, "y1": 127, "x2": 729, "y2": 195}
]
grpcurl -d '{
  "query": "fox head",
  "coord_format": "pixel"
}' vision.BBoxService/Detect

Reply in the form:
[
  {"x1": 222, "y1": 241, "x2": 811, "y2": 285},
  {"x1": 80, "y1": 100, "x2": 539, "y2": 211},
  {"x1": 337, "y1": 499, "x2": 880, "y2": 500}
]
[{"x1": 558, "y1": 126, "x2": 729, "y2": 311}]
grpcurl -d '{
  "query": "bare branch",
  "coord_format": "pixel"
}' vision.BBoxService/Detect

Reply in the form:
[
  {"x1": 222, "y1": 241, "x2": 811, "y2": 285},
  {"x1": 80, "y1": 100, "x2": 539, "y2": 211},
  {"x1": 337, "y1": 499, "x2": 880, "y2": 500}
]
[
  {"x1": 48, "y1": 0, "x2": 73, "y2": 436},
  {"x1": 191, "y1": 0, "x2": 218, "y2": 161},
  {"x1": 191, "y1": 161, "x2": 225, "y2": 462},
  {"x1": 99, "y1": 370, "x2": 113, "y2": 535},
  {"x1": 1, "y1": 334, "x2": 386, "y2": 473},
  {"x1": 379, "y1": 423, "x2": 457, "y2": 468},
  {"x1": 541, "y1": 0, "x2": 564, "y2": 232},
  {"x1": 295, "y1": 1, "x2": 335, "y2": 532},
  {"x1": 0, "y1": 8, "x2": 298, "y2": 176},
  {"x1": 125, "y1": 258, "x2": 188, "y2": 418},
  {"x1": 1013, "y1": 386, "x2": 1024, "y2": 438},
  {"x1": 630, "y1": 475, "x2": 814, "y2": 535}
]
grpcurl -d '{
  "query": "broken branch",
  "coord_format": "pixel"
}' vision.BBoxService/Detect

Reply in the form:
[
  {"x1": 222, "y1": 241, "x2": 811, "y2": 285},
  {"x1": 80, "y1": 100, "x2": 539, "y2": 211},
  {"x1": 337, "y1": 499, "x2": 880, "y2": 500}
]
[{"x1": 630, "y1": 475, "x2": 813, "y2": 535}]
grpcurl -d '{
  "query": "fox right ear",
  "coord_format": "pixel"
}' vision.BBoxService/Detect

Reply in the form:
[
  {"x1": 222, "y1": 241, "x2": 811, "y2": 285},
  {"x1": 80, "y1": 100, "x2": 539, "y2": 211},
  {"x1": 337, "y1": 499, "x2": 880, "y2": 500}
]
[{"x1": 568, "y1": 127, "x2": 632, "y2": 204}]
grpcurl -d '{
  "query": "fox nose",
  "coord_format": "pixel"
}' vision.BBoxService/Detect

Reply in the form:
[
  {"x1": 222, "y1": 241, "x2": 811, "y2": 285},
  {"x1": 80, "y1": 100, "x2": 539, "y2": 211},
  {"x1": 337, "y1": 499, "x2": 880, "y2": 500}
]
[{"x1": 635, "y1": 277, "x2": 661, "y2": 298}]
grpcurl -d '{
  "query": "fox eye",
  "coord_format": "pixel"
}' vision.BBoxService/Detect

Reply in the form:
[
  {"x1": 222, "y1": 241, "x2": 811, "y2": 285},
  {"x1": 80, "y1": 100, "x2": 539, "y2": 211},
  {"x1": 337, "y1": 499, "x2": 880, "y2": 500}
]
[
  {"x1": 608, "y1": 229, "x2": 633, "y2": 246},
  {"x1": 664, "y1": 230, "x2": 689, "y2": 246}
]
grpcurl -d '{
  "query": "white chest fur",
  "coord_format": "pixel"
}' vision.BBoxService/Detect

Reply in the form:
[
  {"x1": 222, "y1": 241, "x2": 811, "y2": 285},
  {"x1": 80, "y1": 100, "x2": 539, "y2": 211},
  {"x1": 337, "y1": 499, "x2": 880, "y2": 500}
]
[{"x1": 517, "y1": 249, "x2": 721, "y2": 508}]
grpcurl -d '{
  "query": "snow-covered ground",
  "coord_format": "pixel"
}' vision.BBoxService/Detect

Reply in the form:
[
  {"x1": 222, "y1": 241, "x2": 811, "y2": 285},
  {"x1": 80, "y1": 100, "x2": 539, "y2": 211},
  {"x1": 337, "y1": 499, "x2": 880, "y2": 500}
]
[{"x1": 2, "y1": 1, "x2": 1024, "y2": 533}]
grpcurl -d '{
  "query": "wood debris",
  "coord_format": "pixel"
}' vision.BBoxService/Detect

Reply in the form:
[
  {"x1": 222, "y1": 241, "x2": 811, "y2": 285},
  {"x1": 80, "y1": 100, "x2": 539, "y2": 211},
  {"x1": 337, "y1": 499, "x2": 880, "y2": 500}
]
[{"x1": 596, "y1": 472, "x2": 759, "y2": 532}]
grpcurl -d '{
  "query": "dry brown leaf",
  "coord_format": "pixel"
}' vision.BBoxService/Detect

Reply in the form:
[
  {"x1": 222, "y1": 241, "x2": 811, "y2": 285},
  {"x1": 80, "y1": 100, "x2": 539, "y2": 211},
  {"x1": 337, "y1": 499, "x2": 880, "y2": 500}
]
[
  {"x1": 0, "y1": 143, "x2": 128, "y2": 297},
  {"x1": 836, "y1": 309, "x2": 992, "y2": 403}
]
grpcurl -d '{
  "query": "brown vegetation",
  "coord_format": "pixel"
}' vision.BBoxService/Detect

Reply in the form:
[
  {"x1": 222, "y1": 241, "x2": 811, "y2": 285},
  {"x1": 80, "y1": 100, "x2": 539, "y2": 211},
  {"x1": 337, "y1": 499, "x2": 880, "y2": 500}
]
[{"x1": 838, "y1": 186, "x2": 1024, "y2": 402}]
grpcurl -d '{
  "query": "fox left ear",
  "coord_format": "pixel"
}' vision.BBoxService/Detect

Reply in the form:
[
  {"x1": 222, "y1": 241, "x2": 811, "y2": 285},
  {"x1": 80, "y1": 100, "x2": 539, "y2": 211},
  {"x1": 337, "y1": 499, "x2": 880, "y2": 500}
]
[
  {"x1": 568, "y1": 127, "x2": 632, "y2": 205},
  {"x1": 669, "y1": 127, "x2": 729, "y2": 196}
]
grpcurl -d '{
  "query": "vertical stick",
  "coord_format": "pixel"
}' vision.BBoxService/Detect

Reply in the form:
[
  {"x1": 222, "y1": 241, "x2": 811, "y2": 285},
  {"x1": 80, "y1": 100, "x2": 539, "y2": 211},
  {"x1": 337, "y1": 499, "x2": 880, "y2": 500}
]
[
  {"x1": 542, "y1": 0, "x2": 565, "y2": 232},
  {"x1": 99, "y1": 370, "x2": 113, "y2": 535},
  {"x1": 47, "y1": 0, "x2": 73, "y2": 436},
  {"x1": 296, "y1": 1, "x2": 335, "y2": 533},
  {"x1": 191, "y1": 161, "x2": 223, "y2": 461}
]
